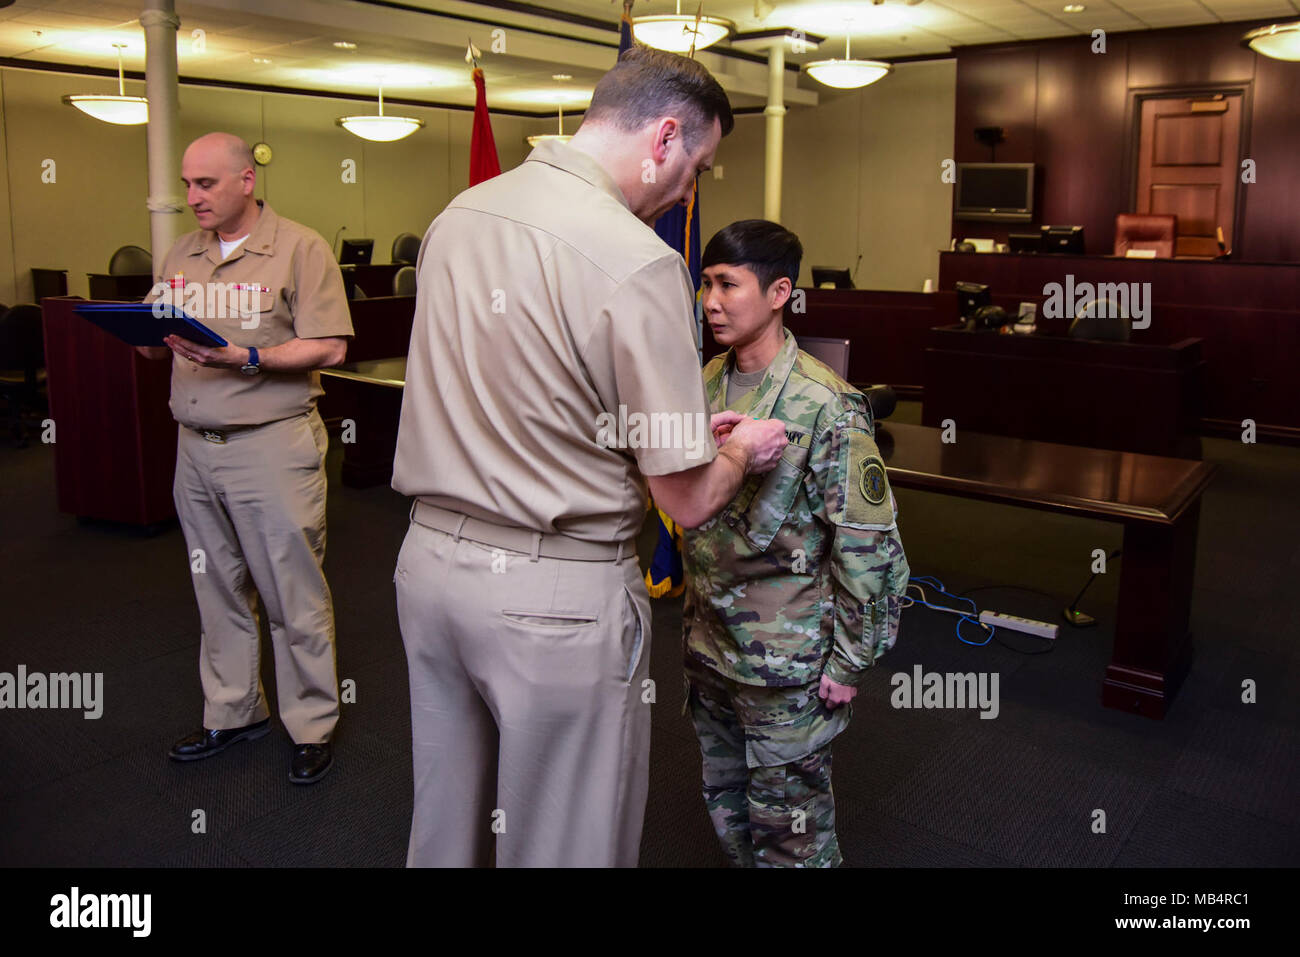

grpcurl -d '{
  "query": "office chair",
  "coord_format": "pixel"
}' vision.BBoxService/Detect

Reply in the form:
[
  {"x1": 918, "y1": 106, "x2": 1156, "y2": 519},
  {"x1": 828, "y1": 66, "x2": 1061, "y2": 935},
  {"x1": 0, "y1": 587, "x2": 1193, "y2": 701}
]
[
  {"x1": 1113, "y1": 214, "x2": 1176, "y2": 259},
  {"x1": 795, "y1": 336, "x2": 851, "y2": 379},
  {"x1": 861, "y1": 384, "x2": 897, "y2": 422},
  {"x1": 1069, "y1": 298, "x2": 1131, "y2": 342},
  {"x1": 0, "y1": 304, "x2": 47, "y2": 447},
  {"x1": 108, "y1": 245, "x2": 153, "y2": 275},
  {"x1": 393, "y1": 266, "x2": 417, "y2": 297},
  {"x1": 391, "y1": 232, "x2": 421, "y2": 265},
  {"x1": 793, "y1": 336, "x2": 896, "y2": 421}
]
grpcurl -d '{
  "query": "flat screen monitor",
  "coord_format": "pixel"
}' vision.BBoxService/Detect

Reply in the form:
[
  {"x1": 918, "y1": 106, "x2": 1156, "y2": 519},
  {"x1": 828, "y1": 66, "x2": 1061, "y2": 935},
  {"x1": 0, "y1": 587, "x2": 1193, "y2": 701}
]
[
  {"x1": 811, "y1": 267, "x2": 854, "y2": 289},
  {"x1": 955, "y1": 163, "x2": 1034, "y2": 222},
  {"x1": 954, "y1": 281, "x2": 991, "y2": 321},
  {"x1": 1041, "y1": 225, "x2": 1085, "y2": 255},
  {"x1": 1008, "y1": 232, "x2": 1042, "y2": 254},
  {"x1": 338, "y1": 238, "x2": 374, "y2": 265}
]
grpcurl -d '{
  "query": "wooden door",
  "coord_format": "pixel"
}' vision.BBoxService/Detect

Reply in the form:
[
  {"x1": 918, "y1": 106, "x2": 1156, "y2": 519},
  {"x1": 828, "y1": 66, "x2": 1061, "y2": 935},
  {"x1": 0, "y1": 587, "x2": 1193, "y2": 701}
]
[{"x1": 1136, "y1": 94, "x2": 1242, "y2": 258}]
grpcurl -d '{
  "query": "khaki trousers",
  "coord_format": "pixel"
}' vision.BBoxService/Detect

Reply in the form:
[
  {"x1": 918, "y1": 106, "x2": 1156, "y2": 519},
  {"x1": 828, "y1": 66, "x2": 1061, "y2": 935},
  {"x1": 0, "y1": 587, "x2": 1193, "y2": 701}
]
[
  {"x1": 173, "y1": 410, "x2": 340, "y2": 744},
  {"x1": 394, "y1": 516, "x2": 651, "y2": 867}
]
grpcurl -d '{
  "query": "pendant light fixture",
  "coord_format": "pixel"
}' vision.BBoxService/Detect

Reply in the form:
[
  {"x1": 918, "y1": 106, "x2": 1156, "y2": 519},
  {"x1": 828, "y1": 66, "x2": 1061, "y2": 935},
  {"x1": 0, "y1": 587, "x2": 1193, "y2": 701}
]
[
  {"x1": 805, "y1": 34, "x2": 891, "y2": 89},
  {"x1": 62, "y1": 43, "x2": 148, "y2": 125},
  {"x1": 336, "y1": 84, "x2": 424, "y2": 141},
  {"x1": 634, "y1": 0, "x2": 734, "y2": 53},
  {"x1": 526, "y1": 103, "x2": 573, "y2": 147},
  {"x1": 1242, "y1": 21, "x2": 1300, "y2": 61},
  {"x1": 527, "y1": 74, "x2": 577, "y2": 147}
]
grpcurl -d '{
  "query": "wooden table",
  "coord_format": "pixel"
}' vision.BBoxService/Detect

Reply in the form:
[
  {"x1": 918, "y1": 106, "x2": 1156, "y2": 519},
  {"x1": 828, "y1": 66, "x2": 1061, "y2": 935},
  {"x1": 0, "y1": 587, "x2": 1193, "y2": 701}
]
[
  {"x1": 344, "y1": 263, "x2": 405, "y2": 299},
  {"x1": 319, "y1": 362, "x2": 1216, "y2": 718},
  {"x1": 878, "y1": 421, "x2": 1215, "y2": 718},
  {"x1": 320, "y1": 358, "x2": 406, "y2": 489}
]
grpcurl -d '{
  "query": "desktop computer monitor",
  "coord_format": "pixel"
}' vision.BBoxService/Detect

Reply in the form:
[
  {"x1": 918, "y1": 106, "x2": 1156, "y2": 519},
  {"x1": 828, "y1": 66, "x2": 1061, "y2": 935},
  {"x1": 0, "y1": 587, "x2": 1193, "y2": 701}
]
[
  {"x1": 1041, "y1": 225, "x2": 1085, "y2": 255},
  {"x1": 955, "y1": 281, "x2": 991, "y2": 321},
  {"x1": 811, "y1": 267, "x2": 854, "y2": 289},
  {"x1": 338, "y1": 238, "x2": 374, "y2": 265},
  {"x1": 1008, "y1": 232, "x2": 1042, "y2": 254}
]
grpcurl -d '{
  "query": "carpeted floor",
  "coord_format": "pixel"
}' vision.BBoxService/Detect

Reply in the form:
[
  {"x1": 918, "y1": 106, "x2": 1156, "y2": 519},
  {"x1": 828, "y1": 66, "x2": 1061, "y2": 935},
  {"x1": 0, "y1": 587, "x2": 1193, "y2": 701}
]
[{"x1": 1, "y1": 401, "x2": 1296, "y2": 867}]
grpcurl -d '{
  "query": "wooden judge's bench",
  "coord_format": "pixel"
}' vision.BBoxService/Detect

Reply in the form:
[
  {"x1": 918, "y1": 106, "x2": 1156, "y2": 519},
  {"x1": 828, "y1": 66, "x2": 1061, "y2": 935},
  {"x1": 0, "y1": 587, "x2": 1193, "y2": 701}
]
[{"x1": 755, "y1": 253, "x2": 1299, "y2": 448}]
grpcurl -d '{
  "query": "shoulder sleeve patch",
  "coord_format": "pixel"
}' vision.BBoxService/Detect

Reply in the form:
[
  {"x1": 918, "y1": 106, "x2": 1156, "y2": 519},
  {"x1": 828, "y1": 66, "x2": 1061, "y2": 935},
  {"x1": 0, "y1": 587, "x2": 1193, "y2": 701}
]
[{"x1": 840, "y1": 427, "x2": 896, "y2": 530}]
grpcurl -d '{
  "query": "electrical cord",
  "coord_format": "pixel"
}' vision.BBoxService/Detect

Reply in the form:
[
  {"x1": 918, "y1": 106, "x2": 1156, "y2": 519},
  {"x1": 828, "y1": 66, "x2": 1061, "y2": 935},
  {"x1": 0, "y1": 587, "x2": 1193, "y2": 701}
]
[
  {"x1": 899, "y1": 576, "x2": 1058, "y2": 654},
  {"x1": 956, "y1": 583, "x2": 1058, "y2": 655},
  {"x1": 901, "y1": 575, "x2": 993, "y2": 647}
]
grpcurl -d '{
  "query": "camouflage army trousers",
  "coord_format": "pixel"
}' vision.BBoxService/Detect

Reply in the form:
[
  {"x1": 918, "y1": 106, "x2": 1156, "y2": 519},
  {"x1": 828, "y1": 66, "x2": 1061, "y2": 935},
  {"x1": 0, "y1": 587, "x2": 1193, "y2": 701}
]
[{"x1": 685, "y1": 658, "x2": 850, "y2": 868}]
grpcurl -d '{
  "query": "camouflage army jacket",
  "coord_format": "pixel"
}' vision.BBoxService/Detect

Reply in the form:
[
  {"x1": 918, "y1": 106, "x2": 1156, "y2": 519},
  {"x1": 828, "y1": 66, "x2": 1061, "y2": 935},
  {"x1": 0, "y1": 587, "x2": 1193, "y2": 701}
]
[{"x1": 682, "y1": 329, "x2": 910, "y2": 688}]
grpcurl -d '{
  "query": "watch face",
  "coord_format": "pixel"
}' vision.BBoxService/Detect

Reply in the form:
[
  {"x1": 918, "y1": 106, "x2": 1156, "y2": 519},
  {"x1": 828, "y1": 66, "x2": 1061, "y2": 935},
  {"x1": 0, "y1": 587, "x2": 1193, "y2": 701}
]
[{"x1": 253, "y1": 142, "x2": 272, "y2": 166}]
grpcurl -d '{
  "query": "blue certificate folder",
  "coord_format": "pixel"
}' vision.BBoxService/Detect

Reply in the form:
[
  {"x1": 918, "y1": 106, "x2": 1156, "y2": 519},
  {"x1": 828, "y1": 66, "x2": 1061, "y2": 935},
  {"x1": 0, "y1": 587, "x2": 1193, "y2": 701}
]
[{"x1": 73, "y1": 302, "x2": 228, "y2": 348}]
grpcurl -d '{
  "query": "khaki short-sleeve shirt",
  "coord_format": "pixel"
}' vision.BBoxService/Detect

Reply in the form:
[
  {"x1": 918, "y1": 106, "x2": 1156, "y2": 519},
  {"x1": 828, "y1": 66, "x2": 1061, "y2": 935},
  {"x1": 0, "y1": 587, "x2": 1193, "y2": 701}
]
[
  {"x1": 146, "y1": 200, "x2": 354, "y2": 430},
  {"x1": 392, "y1": 140, "x2": 715, "y2": 543}
]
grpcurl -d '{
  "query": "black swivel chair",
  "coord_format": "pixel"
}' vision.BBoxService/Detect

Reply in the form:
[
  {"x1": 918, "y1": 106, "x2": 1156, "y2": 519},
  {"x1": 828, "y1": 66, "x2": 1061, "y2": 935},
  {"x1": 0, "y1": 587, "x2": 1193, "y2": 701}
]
[
  {"x1": 795, "y1": 335, "x2": 850, "y2": 379},
  {"x1": 0, "y1": 304, "x2": 48, "y2": 446},
  {"x1": 861, "y1": 385, "x2": 897, "y2": 422},
  {"x1": 109, "y1": 245, "x2": 152, "y2": 275},
  {"x1": 794, "y1": 335, "x2": 896, "y2": 421},
  {"x1": 391, "y1": 232, "x2": 421, "y2": 265},
  {"x1": 393, "y1": 266, "x2": 417, "y2": 297},
  {"x1": 1069, "y1": 299, "x2": 1131, "y2": 342}
]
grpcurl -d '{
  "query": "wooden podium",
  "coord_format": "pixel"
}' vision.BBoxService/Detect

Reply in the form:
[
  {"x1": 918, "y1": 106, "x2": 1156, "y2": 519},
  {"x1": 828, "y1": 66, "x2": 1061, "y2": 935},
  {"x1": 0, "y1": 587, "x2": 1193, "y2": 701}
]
[{"x1": 41, "y1": 297, "x2": 178, "y2": 526}]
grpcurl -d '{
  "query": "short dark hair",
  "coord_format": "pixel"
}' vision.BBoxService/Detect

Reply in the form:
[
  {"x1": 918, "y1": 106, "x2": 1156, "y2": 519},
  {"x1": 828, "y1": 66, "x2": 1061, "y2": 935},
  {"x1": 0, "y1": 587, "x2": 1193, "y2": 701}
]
[
  {"x1": 584, "y1": 43, "x2": 734, "y2": 148},
  {"x1": 702, "y1": 220, "x2": 803, "y2": 293}
]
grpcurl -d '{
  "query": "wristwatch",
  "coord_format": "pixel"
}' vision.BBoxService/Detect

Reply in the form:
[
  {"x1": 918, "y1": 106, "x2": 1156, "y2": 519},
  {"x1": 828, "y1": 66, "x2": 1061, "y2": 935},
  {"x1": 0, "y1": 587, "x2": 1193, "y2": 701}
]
[{"x1": 240, "y1": 346, "x2": 261, "y2": 376}]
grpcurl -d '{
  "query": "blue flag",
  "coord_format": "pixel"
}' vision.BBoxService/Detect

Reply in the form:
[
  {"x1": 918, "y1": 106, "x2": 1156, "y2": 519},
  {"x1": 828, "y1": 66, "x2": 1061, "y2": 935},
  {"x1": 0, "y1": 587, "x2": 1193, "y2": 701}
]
[
  {"x1": 622, "y1": 2, "x2": 705, "y2": 599},
  {"x1": 619, "y1": 0, "x2": 634, "y2": 52}
]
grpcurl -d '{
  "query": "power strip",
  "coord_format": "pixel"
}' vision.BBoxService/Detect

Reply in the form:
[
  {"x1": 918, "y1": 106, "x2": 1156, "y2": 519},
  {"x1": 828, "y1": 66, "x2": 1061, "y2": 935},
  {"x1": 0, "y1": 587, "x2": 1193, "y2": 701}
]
[{"x1": 979, "y1": 610, "x2": 1059, "y2": 640}]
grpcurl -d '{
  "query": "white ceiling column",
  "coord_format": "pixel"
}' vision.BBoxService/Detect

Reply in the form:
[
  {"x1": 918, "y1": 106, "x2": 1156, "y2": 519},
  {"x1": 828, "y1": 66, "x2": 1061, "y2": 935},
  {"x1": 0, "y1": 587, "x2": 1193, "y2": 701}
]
[
  {"x1": 142, "y1": 0, "x2": 183, "y2": 267},
  {"x1": 764, "y1": 39, "x2": 785, "y2": 223}
]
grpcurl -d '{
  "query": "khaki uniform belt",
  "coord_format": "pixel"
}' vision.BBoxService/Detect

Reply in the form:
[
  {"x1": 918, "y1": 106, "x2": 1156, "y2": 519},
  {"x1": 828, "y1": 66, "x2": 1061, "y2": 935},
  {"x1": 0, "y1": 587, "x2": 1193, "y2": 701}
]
[
  {"x1": 411, "y1": 500, "x2": 630, "y2": 563},
  {"x1": 186, "y1": 423, "x2": 259, "y2": 444}
]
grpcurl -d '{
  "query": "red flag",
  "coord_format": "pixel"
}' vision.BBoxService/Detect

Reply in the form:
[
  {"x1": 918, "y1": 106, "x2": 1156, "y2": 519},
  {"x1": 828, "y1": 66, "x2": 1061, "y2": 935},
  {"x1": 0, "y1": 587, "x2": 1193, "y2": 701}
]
[{"x1": 470, "y1": 67, "x2": 501, "y2": 186}]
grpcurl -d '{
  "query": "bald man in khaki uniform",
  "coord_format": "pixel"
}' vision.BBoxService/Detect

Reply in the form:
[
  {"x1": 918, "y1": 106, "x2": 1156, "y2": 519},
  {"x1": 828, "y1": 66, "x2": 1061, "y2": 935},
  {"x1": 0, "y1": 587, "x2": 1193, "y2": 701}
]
[
  {"x1": 139, "y1": 133, "x2": 352, "y2": 784},
  {"x1": 393, "y1": 46, "x2": 789, "y2": 867}
]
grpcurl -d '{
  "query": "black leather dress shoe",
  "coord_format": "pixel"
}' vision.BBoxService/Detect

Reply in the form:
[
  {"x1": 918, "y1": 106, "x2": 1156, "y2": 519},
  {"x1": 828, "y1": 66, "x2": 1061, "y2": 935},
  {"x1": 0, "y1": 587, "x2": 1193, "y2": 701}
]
[
  {"x1": 168, "y1": 718, "x2": 271, "y2": 761},
  {"x1": 290, "y1": 743, "x2": 333, "y2": 784}
]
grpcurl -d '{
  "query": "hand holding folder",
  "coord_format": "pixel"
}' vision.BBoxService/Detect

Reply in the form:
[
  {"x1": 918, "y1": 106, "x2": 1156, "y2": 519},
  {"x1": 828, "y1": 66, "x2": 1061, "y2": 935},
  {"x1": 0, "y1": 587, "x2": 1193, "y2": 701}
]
[{"x1": 73, "y1": 302, "x2": 228, "y2": 349}]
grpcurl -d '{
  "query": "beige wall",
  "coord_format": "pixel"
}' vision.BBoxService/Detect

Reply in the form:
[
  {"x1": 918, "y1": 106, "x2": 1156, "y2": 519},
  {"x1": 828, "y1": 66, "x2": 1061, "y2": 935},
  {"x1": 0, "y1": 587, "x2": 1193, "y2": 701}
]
[
  {"x1": 0, "y1": 59, "x2": 956, "y2": 305},
  {"x1": 0, "y1": 66, "x2": 546, "y2": 304},
  {"x1": 701, "y1": 59, "x2": 957, "y2": 292}
]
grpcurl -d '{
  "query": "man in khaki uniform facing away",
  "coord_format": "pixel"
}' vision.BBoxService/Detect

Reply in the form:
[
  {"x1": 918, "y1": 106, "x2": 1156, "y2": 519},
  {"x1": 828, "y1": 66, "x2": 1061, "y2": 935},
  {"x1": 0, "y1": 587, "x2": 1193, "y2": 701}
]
[
  {"x1": 138, "y1": 132, "x2": 352, "y2": 784},
  {"x1": 392, "y1": 45, "x2": 790, "y2": 866}
]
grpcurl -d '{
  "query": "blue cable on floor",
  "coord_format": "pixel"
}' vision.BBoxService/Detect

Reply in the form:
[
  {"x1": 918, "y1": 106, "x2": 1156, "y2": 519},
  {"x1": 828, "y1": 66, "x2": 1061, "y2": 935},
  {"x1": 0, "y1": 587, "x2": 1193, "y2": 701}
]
[{"x1": 902, "y1": 575, "x2": 994, "y2": 647}]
